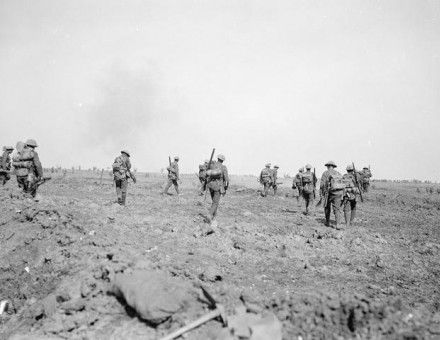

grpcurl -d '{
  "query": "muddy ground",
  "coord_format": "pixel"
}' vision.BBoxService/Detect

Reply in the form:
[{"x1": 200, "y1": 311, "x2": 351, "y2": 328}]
[{"x1": 1, "y1": 171, "x2": 439, "y2": 339}]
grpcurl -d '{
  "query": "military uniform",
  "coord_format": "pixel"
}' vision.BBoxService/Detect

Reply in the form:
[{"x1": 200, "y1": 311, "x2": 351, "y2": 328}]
[
  {"x1": 342, "y1": 165, "x2": 360, "y2": 227},
  {"x1": 360, "y1": 167, "x2": 372, "y2": 192},
  {"x1": 301, "y1": 165, "x2": 317, "y2": 214},
  {"x1": 163, "y1": 156, "x2": 180, "y2": 195},
  {"x1": 12, "y1": 139, "x2": 43, "y2": 197},
  {"x1": 271, "y1": 165, "x2": 279, "y2": 195},
  {"x1": 259, "y1": 164, "x2": 273, "y2": 197},
  {"x1": 206, "y1": 154, "x2": 229, "y2": 222},
  {"x1": 112, "y1": 150, "x2": 136, "y2": 205},
  {"x1": 320, "y1": 161, "x2": 344, "y2": 228},
  {"x1": 292, "y1": 168, "x2": 304, "y2": 203},
  {"x1": 0, "y1": 146, "x2": 13, "y2": 185}
]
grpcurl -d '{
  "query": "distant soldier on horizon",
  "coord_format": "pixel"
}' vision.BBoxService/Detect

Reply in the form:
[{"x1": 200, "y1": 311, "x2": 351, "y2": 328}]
[
  {"x1": 259, "y1": 163, "x2": 273, "y2": 197},
  {"x1": 292, "y1": 167, "x2": 304, "y2": 205},
  {"x1": 206, "y1": 154, "x2": 229, "y2": 226},
  {"x1": 0, "y1": 146, "x2": 14, "y2": 185},
  {"x1": 12, "y1": 139, "x2": 43, "y2": 197},
  {"x1": 163, "y1": 156, "x2": 180, "y2": 195},
  {"x1": 301, "y1": 164, "x2": 317, "y2": 215},
  {"x1": 271, "y1": 165, "x2": 279, "y2": 195},
  {"x1": 198, "y1": 159, "x2": 209, "y2": 196},
  {"x1": 360, "y1": 166, "x2": 372, "y2": 192},
  {"x1": 342, "y1": 164, "x2": 360, "y2": 228},
  {"x1": 112, "y1": 150, "x2": 136, "y2": 206},
  {"x1": 320, "y1": 161, "x2": 344, "y2": 229}
]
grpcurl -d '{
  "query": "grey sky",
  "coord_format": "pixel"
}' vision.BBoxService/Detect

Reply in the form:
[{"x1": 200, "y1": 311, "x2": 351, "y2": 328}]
[{"x1": 1, "y1": 0, "x2": 439, "y2": 180}]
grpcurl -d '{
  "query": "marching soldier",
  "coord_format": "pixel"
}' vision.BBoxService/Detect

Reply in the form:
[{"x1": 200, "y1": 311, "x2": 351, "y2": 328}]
[
  {"x1": 292, "y1": 168, "x2": 304, "y2": 205},
  {"x1": 12, "y1": 139, "x2": 43, "y2": 197},
  {"x1": 163, "y1": 156, "x2": 180, "y2": 195},
  {"x1": 301, "y1": 164, "x2": 317, "y2": 215},
  {"x1": 0, "y1": 146, "x2": 14, "y2": 185},
  {"x1": 112, "y1": 150, "x2": 136, "y2": 206},
  {"x1": 259, "y1": 163, "x2": 273, "y2": 197},
  {"x1": 271, "y1": 165, "x2": 280, "y2": 195},
  {"x1": 206, "y1": 154, "x2": 229, "y2": 225},
  {"x1": 319, "y1": 161, "x2": 344, "y2": 229},
  {"x1": 342, "y1": 164, "x2": 360, "y2": 227},
  {"x1": 360, "y1": 166, "x2": 372, "y2": 192}
]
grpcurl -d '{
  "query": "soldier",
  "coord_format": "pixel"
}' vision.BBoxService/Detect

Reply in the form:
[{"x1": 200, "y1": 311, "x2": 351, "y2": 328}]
[
  {"x1": 360, "y1": 166, "x2": 372, "y2": 192},
  {"x1": 206, "y1": 154, "x2": 229, "y2": 225},
  {"x1": 271, "y1": 165, "x2": 280, "y2": 195},
  {"x1": 163, "y1": 156, "x2": 180, "y2": 195},
  {"x1": 259, "y1": 163, "x2": 273, "y2": 197},
  {"x1": 198, "y1": 159, "x2": 209, "y2": 195},
  {"x1": 342, "y1": 164, "x2": 360, "y2": 227},
  {"x1": 0, "y1": 146, "x2": 14, "y2": 185},
  {"x1": 320, "y1": 161, "x2": 345, "y2": 229},
  {"x1": 12, "y1": 139, "x2": 43, "y2": 197},
  {"x1": 292, "y1": 168, "x2": 304, "y2": 205},
  {"x1": 301, "y1": 164, "x2": 317, "y2": 215},
  {"x1": 112, "y1": 150, "x2": 136, "y2": 206}
]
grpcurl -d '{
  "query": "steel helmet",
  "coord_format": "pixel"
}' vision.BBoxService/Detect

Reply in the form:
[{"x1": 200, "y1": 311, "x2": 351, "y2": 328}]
[
  {"x1": 325, "y1": 160, "x2": 336, "y2": 167},
  {"x1": 346, "y1": 164, "x2": 354, "y2": 171},
  {"x1": 217, "y1": 154, "x2": 225, "y2": 161},
  {"x1": 121, "y1": 150, "x2": 130, "y2": 157},
  {"x1": 25, "y1": 139, "x2": 38, "y2": 147},
  {"x1": 174, "y1": 156, "x2": 179, "y2": 161},
  {"x1": 4, "y1": 146, "x2": 13, "y2": 151},
  {"x1": 305, "y1": 164, "x2": 312, "y2": 170},
  {"x1": 299, "y1": 168, "x2": 304, "y2": 172},
  {"x1": 265, "y1": 163, "x2": 271, "y2": 167},
  {"x1": 274, "y1": 165, "x2": 279, "y2": 168},
  {"x1": 363, "y1": 166, "x2": 369, "y2": 169},
  {"x1": 204, "y1": 159, "x2": 209, "y2": 163}
]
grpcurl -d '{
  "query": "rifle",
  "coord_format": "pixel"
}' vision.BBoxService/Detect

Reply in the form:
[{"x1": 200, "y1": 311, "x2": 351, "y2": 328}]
[
  {"x1": 203, "y1": 148, "x2": 216, "y2": 201},
  {"x1": 352, "y1": 162, "x2": 364, "y2": 202},
  {"x1": 169, "y1": 156, "x2": 172, "y2": 167},
  {"x1": 313, "y1": 168, "x2": 316, "y2": 200}
]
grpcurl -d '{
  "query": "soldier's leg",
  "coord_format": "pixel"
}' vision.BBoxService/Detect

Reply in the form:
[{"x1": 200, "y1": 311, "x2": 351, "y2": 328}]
[
  {"x1": 210, "y1": 190, "x2": 221, "y2": 219},
  {"x1": 343, "y1": 199, "x2": 350, "y2": 226},
  {"x1": 324, "y1": 199, "x2": 331, "y2": 226},
  {"x1": 0, "y1": 174, "x2": 5, "y2": 185},
  {"x1": 332, "y1": 194, "x2": 342, "y2": 227},
  {"x1": 115, "y1": 180, "x2": 122, "y2": 204},
  {"x1": 121, "y1": 179, "x2": 128, "y2": 205},
  {"x1": 173, "y1": 180, "x2": 180, "y2": 194},
  {"x1": 273, "y1": 184, "x2": 277, "y2": 195},
  {"x1": 163, "y1": 179, "x2": 172, "y2": 194},
  {"x1": 350, "y1": 200, "x2": 357, "y2": 224},
  {"x1": 305, "y1": 194, "x2": 310, "y2": 214}
]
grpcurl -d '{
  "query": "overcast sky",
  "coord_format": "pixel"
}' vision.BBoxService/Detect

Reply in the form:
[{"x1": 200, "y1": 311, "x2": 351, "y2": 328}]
[{"x1": 1, "y1": 0, "x2": 439, "y2": 180}]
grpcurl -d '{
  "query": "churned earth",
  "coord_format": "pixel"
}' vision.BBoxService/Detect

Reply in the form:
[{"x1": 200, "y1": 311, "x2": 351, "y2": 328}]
[{"x1": 0, "y1": 171, "x2": 439, "y2": 339}]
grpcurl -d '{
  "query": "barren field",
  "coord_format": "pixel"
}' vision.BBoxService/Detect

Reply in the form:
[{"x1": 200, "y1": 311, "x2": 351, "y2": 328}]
[{"x1": 1, "y1": 171, "x2": 440, "y2": 339}]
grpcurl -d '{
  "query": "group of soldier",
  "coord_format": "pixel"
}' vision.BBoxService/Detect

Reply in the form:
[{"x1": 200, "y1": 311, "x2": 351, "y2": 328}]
[
  {"x1": 1, "y1": 143, "x2": 373, "y2": 230},
  {"x1": 0, "y1": 139, "x2": 44, "y2": 197}
]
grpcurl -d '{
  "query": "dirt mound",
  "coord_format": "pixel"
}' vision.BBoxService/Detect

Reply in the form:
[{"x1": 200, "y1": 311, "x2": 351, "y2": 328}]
[{"x1": 269, "y1": 292, "x2": 436, "y2": 339}]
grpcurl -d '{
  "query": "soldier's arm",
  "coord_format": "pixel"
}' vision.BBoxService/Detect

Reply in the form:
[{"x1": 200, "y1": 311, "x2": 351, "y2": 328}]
[
  {"x1": 223, "y1": 166, "x2": 229, "y2": 189},
  {"x1": 33, "y1": 152, "x2": 43, "y2": 178},
  {"x1": 175, "y1": 164, "x2": 180, "y2": 179}
]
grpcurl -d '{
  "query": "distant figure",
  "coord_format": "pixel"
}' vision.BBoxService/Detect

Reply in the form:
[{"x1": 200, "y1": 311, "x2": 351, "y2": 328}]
[
  {"x1": 320, "y1": 161, "x2": 344, "y2": 229},
  {"x1": 301, "y1": 164, "x2": 317, "y2": 215},
  {"x1": 360, "y1": 166, "x2": 372, "y2": 192},
  {"x1": 163, "y1": 156, "x2": 180, "y2": 195},
  {"x1": 342, "y1": 164, "x2": 360, "y2": 228},
  {"x1": 0, "y1": 146, "x2": 14, "y2": 185},
  {"x1": 271, "y1": 165, "x2": 279, "y2": 195},
  {"x1": 12, "y1": 139, "x2": 43, "y2": 197},
  {"x1": 206, "y1": 154, "x2": 229, "y2": 225},
  {"x1": 259, "y1": 163, "x2": 273, "y2": 197},
  {"x1": 198, "y1": 159, "x2": 209, "y2": 195},
  {"x1": 112, "y1": 150, "x2": 136, "y2": 206},
  {"x1": 292, "y1": 168, "x2": 304, "y2": 205}
]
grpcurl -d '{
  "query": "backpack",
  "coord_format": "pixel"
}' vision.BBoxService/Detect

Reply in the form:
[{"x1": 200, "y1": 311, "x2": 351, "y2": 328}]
[
  {"x1": 329, "y1": 173, "x2": 345, "y2": 191},
  {"x1": 13, "y1": 148, "x2": 34, "y2": 176},
  {"x1": 112, "y1": 156, "x2": 127, "y2": 180},
  {"x1": 302, "y1": 173, "x2": 313, "y2": 184}
]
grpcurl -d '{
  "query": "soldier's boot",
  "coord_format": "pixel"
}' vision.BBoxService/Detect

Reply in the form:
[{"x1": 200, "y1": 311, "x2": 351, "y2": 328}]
[
  {"x1": 117, "y1": 198, "x2": 122, "y2": 205},
  {"x1": 344, "y1": 210, "x2": 350, "y2": 227},
  {"x1": 121, "y1": 193, "x2": 126, "y2": 206}
]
